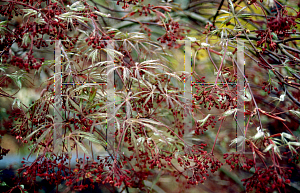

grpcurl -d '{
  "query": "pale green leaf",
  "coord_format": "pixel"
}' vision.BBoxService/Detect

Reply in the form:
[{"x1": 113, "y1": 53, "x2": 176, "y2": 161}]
[
  {"x1": 223, "y1": 108, "x2": 237, "y2": 117},
  {"x1": 197, "y1": 114, "x2": 211, "y2": 127},
  {"x1": 290, "y1": 110, "x2": 300, "y2": 118}
]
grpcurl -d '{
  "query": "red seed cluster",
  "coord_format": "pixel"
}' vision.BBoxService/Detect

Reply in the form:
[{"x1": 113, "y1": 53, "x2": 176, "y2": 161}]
[
  {"x1": 223, "y1": 153, "x2": 255, "y2": 171},
  {"x1": 193, "y1": 85, "x2": 237, "y2": 111},
  {"x1": 267, "y1": 14, "x2": 297, "y2": 35},
  {"x1": 157, "y1": 20, "x2": 187, "y2": 48},
  {"x1": 0, "y1": 146, "x2": 10, "y2": 160},
  {"x1": 116, "y1": 0, "x2": 143, "y2": 9},
  {"x1": 261, "y1": 81, "x2": 278, "y2": 94},
  {"x1": 195, "y1": 116, "x2": 216, "y2": 135},
  {"x1": 241, "y1": 166, "x2": 293, "y2": 193},
  {"x1": 256, "y1": 7, "x2": 299, "y2": 51}
]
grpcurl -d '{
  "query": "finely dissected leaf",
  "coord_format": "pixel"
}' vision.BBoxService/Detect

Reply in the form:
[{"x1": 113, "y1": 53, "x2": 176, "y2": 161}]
[
  {"x1": 273, "y1": 145, "x2": 280, "y2": 157},
  {"x1": 73, "y1": 138, "x2": 91, "y2": 157},
  {"x1": 0, "y1": 21, "x2": 8, "y2": 26},
  {"x1": 68, "y1": 1, "x2": 85, "y2": 11},
  {"x1": 12, "y1": 98, "x2": 21, "y2": 109},
  {"x1": 138, "y1": 118, "x2": 165, "y2": 126},
  {"x1": 137, "y1": 137, "x2": 145, "y2": 146},
  {"x1": 123, "y1": 67, "x2": 130, "y2": 84},
  {"x1": 252, "y1": 127, "x2": 265, "y2": 140},
  {"x1": 35, "y1": 18, "x2": 46, "y2": 24},
  {"x1": 240, "y1": 90, "x2": 252, "y2": 102},
  {"x1": 138, "y1": 122, "x2": 159, "y2": 134},
  {"x1": 281, "y1": 132, "x2": 295, "y2": 140},
  {"x1": 88, "y1": 49, "x2": 99, "y2": 64},
  {"x1": 228, "y1": 0, "x2": 235, "y2": 14},
  {"x1": 68, "y1": 97, "x2": 81, "y2": 113},
  {"x1": 263, "y1": 144, "x2": 274, "y2": 152},
  {"x1": 237, "y1": 14, "x2": 251, "y2": 18},
  {"x1": 236, "y1": 6, "x2": 248, "y2": 15},
  {"x1": 24, "y1": 124, "x2": 50, "y2": 141},
  {"x1": 79, "y1": 135, "x2": 106, "y2": 147},
  {"x1": 94, "y1": 11, "x2": 111, "y2": 17},
  {"x1": 22, "y1": 33, "x2": 30, "y2": 46},
  {"x1": 271, "y1": 32, "x2": 278, "y2": 40},
  {"x1": 223, "y1": 108, "x2": 237, "y2": 117},
  {"x1": 220, "y1": 16, "x2": 233, "y2": 26},
  {"x1": 86, "y1": 112, "x2": 107, "y2": 119},
  {"x1": 102, "y1": 48, "x2": 124, "y2": 58},
  {"x1": 290, "y1": 110, "x2": 300, "y2": 118},
  {"x1": 143, "y1": 93, "x2": 153, "y2": 107},
  {"x1": 88, "y1": 88, "x2": 97, "y2": 102},
  {"x1": 288, "y1": 142, "x2": 300, "y2": 147},
  {"x1": 197, "y1": 114, "x2": 211, "y2": 127},
  {"x1": 71, "y1": 84, "x2": 95, "y2": 93},
  {"x1": 6, "y1": 73, "x2": 23, "y2": 89},
  {"x1": 28, "y1": 126, "x2": 52, "y2": 158},
  {"x1": 230, "y1": 136, "x2": 245, "y2": 147},
  {"x1": 187, "y1": 36, "x2": 197, "y2": 42},
  {"x1": 219, "y1": 10, "x2": 230, "y2": 14},
  {"x1": 22, "y1": 9, "x2": 37, "y2": 17},
  {"x1": 149, "y1": 171, "x2": 162, "y2": 192},
  {"x1": 283, "y1": 61, "x2": 297, "y2": 74},
  {"x1": 130, "y1": 118, "x2": 169, "y2": 144}
]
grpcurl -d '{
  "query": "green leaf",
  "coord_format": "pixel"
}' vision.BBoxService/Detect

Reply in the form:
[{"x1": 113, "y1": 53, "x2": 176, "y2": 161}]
[
  {"x1": 271, "y1": 32, "x2": 278, "y2": 40},
  {"x1": 80, "y1": 135, "x2": 106, "y2": 146},
  {"x1": 150, "y1": 171, "x2": 162, "y2": 191},
  {"x1": 28, "y1": 126, "x2": 52, "y2": 157},
  {"x1": 0, "y1": 21, "x2": 8, "y2": 26},
  {"x1": 237, "y1": 14, "x2": 251, "y2": 18},
  {"x1": 68, "y1": 97, "x2": 81, "y2": 113},
  {"x1": 6, "y1": 73, "x2": 23, "y2": 88},
  {"x1": 178, "y1": 11, "x2": 211, "y2": 25},
  {"x1": 220, "y1": 16, "x2": 233, "y2": 26},
  {"x1": 228, "y1": 0, "x2": 235, "y2": 15},
  {"x1": 0, "y1": 181, "x2": 8, "y2": 186},
  {"x1": 219, "y1": 10, "x2": 230, "y2": 14},
  {"x1": 24, "y1": 124, "x2": 50, "y2": 141},
  {"x1": 89, "y1": 87, "x2": 97, "y2": 102},
  {"x1": 236, "y1": 6, "x2": 248, "y2": 15},
  {"x1": 0, "y1": 65, "x2": 7, "y2": 72}
]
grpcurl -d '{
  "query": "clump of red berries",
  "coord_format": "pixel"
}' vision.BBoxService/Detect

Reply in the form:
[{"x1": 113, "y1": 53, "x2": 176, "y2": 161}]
[{"x1": 242, "y1": 166, "x2": 293, "y2": 193}]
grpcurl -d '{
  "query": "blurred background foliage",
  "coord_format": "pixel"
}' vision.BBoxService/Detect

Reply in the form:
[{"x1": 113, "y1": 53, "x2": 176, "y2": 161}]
[{"x1": 0, "y1": 0, "x2": 300, "y2": 192}]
